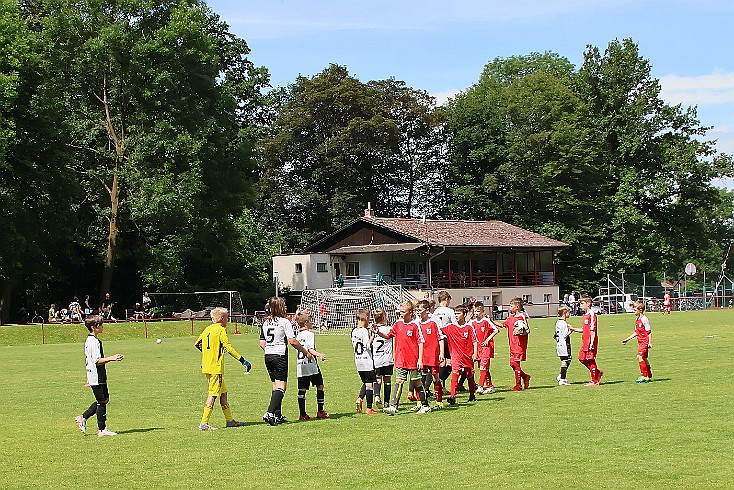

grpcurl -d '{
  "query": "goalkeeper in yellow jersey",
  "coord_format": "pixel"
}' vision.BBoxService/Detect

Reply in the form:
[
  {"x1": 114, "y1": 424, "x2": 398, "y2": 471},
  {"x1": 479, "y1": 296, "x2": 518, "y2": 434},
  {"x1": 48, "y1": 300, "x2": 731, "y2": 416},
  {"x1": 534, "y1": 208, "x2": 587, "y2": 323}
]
[{"x1": 195, "y1": 307, "x2": 252, "y2": 431}]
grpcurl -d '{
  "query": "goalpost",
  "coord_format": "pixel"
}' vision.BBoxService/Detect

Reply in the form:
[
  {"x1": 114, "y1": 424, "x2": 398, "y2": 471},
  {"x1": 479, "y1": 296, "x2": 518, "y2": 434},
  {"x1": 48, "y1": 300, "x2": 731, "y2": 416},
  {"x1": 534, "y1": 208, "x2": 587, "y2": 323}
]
[
  {"x1": 299, "y1": 285, "x2": 416, "y2": 334},
  {"x1": 148, "y1": 290, "x2": 246, "y2": 325}
]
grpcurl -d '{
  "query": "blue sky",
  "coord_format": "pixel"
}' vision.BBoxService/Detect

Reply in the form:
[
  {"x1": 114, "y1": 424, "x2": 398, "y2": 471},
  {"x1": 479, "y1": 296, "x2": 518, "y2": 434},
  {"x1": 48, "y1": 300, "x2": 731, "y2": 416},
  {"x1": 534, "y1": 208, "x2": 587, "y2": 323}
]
[{"x1": 207, "y1": 0, "x2": 734, "y2": 171}]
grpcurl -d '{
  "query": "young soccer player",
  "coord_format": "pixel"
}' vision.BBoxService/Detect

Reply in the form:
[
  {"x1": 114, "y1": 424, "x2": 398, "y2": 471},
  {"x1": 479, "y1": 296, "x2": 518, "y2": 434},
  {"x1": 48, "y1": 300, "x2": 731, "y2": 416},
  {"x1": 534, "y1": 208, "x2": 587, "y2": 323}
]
[
  {"x1": 662, "y1": 291, "x2": 671, "y2": 314},
  {"x1": 352, "y1": 308, "x2": 378, "y2": 414},
  {"x1": 471, "y1": 301, "x2": 498, "y2": 394},
  {"x1": 441, "y1": 305, "x2": 478, "y2": 405},
  {"x1": 295, "y1": 311, "x2": 329, "y2": 420},
  {"x1": 416, "y1": 300, "x2": 445, "y2": 408},
  {"x1": 554, "y1": 305, "x2": 573, "y2": 385},
  {"x1": 622, "y1": 301, "x2": 654, "y2": 382},
  {"x1": 370, "y1": 308, "x2": 393, "y2": 409},
  {"x1": 495, "y1": 297, "x2": 531, "y2": 391},
  {"x1": 578, "y1": 295, "x2": 603, "y2": 386},
  {"x1": 432, "y1": 291, "x2": 457, "y2": 391},
  {"x1": 74, "y1": 315, "x2": 124, "y2": 437},
  {"x1": 261, "y1": 297, "x2": 313, "y2": 426},
  {"x1": 194, "y1": 307, "x2": 251, "y2": 431},
  {"x1": 374, "y1": 301, "x2": 431, "y2": 415}
]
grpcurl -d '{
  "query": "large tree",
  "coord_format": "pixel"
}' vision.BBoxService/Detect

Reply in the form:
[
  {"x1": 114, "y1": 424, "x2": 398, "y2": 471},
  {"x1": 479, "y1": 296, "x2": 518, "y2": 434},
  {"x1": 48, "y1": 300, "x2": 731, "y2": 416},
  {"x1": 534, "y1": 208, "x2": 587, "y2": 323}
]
[{"x1": 36, "y1": 0, "x2": 272, "y2": 303}]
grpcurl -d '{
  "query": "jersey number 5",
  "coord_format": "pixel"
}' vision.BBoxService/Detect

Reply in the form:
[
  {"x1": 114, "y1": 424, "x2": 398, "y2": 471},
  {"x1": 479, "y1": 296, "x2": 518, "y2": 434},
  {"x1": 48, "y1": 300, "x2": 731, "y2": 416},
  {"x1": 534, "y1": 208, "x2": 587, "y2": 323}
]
[{"x1": 266, "y1": 327, "x2": 275, "y2": 344}]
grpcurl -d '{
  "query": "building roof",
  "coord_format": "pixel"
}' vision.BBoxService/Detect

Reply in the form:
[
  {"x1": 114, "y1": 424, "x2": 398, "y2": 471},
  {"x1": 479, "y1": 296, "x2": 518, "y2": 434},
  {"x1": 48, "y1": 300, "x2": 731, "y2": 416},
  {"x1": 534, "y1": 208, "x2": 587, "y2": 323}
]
[
  {"x1": 330, "y1": 243, "x2": 425, "y2": 254},
  {"x1": 361, "y1": 216, "x2": 569, "y2": 249}
]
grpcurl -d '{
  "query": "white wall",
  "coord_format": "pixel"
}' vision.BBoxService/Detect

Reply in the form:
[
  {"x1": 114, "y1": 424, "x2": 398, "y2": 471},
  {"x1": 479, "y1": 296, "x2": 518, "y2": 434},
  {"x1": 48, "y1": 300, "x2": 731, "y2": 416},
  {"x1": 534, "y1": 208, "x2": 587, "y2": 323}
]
[
  {"x1": 272, "y1": 253, "x2": 332, "y2": 291},
  {"x1": 414, "y1": 285, "x2": 561, "y2": 318}
]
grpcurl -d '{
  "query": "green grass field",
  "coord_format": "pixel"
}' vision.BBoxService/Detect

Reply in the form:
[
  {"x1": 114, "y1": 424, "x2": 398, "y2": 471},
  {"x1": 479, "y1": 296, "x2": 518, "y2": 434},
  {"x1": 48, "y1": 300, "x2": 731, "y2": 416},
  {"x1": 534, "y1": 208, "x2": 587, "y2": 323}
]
[{"x1": 1, "y1": 310, "x2": 732, "y2": 488}]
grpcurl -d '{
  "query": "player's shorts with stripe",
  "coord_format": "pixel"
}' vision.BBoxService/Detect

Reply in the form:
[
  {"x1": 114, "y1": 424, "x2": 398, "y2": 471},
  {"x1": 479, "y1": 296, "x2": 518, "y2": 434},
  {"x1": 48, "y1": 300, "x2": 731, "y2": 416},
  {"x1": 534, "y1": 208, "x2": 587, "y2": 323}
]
[
  {"x1": 297, "y1": 371, "x2": 324, "y2": 390},
  {"x1": 478, "y1": 344, "x2": 494, "y2": 364},
  {"x1": 358, "y1": 369, "x2": 377, "y2": 384},
  {"x1": 452, "y1": 365, "x2": 474, "y2": 376},
  {"x1": 422, "y1": 365, "x2": 440, "y2": 375},
  {"x1": 265, "y1": 353, "x2": 289, "y2": 382},
  {"x1": 395, "y1": 367, "x2": 422, "y2": 382},
  {"x1": 578, "y1": 349, "x2": 596, "y2": 361},
  {"x1": 91, "y1": 384, "x2": 110, "y2": 402},
  {"x1": 375, "y1": 365, "x2": 394, "y2": 376},
  {"x1": 205, "y1": 373, "x2": 227, "y2": 396},
  {"x1": 637, "y1": 346, "x2": 649, "y2": 359},
  {"x1": 558, "y1": 355, "x2": 572, "y2": 362}
]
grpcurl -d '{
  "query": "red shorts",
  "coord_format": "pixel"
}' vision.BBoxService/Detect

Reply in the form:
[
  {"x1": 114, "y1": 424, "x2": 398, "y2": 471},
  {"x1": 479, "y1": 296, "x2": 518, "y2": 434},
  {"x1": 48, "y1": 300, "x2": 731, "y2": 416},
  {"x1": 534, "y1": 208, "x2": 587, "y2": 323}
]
[
  {"x1": 478, "y1": 345, "x2": 494, "y2": 365},
  {"x1": 452, "y1": 366, "x2": 474, "y2": 376},
  {"x1": 637, "y1": 346, "x2": 649, "y2": 359},
  {"x1": 510, "y1": 350, "x2": 526, "y2": 362},
  {"x1": 578, "y1": 349, "x2": 596, "y2": 361},
  {"x1": 422, "y1": 365, "x2": 440, "y2": 375}
]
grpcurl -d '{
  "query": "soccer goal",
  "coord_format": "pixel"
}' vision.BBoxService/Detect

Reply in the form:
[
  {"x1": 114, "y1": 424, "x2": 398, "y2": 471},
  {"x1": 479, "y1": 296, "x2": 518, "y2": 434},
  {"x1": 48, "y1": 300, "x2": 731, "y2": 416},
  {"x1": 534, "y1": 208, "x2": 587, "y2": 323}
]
[
  {"x1": 148, "y1": 290, "x2": 245, "y2": 322},
  {"x1": 299, "y1": 285, "x2": 416, "y2": 334}
]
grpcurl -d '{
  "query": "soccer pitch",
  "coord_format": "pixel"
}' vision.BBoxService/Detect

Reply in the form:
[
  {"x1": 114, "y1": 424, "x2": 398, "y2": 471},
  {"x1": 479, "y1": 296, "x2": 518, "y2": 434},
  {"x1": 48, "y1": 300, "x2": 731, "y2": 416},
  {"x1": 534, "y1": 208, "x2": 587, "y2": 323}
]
[{"x1": 1, "y1": 310, "x2": 732, "y2": 488}]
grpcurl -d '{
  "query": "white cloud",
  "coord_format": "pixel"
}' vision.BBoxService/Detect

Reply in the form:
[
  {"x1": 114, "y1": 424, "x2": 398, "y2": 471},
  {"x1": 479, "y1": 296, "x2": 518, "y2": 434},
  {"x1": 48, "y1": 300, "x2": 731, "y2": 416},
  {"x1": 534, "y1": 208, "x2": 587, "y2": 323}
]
[
  {"x1": 660, "y1": 72, "x2": 734, "y2": 106},
  {"x1": 431, "y1": 89, "x2": 462, "y2": 106}
]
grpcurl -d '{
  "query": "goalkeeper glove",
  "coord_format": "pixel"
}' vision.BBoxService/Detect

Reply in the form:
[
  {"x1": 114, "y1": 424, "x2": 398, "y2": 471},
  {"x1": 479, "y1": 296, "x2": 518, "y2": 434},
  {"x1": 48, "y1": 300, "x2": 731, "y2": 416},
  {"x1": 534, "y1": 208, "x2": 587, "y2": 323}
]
[{"x1": 240, "y1": 356, "x2": 252, "y2": 372}]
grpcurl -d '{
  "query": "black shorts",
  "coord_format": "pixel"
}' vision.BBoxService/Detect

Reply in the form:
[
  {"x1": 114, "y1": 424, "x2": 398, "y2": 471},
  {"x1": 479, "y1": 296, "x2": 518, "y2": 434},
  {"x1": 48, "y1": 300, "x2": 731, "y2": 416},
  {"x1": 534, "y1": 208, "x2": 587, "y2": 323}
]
[
  {"x1": 358, "y1": 370, "x2": 377, "y2": 384},
  {"x1": 375, "y1": 365, "x2": 394, "y2": 376},
  {"x1": 91, "y1": 384, "x2": 109, "y2": 402},
  {"x1": 297, "y1": 371, "x2": 324, "y2": 390},
  {"x1": 265, "y1": 353, "x2": 289, "y2": 382},
  {"x1": 559, "y1": 355, "x2": 572, "y2": 362}
]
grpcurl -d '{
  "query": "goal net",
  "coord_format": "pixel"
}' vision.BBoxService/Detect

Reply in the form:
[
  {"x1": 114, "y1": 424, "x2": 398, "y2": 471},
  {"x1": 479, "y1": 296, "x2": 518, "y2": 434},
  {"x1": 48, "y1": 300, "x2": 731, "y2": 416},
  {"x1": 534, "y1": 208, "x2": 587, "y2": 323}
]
[
  {"x1": 148, "y1": 291, "x2": 245, "y2": 323},
  {"x1": 299, "y1": 285, "x2": 416, "y2": 334}
]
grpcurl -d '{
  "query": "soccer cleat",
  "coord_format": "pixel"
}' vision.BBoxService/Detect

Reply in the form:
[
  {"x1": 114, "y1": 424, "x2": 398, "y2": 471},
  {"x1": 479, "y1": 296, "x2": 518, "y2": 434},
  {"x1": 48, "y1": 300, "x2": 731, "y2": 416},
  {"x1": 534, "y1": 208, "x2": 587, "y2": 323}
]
[
  {"x1": 198, "y1": 423, "x2": 217, "y2": 431},
  {"x1": 511, "y1": 384, "x2": 523, "y2": 391},
  {"x1": 298, "y1": 414, "x2": 311, "y2": 421},
  {"x1": 225, "y1": 420, "x2": 245, "y2": 427},
  {"x1": 374, "y1": 397, "x2": 383, "y2": 409},
  {"x1": 364, "y1": 408, "x2": 378, "y2": 415},
  {"x1": 316, "y1": 411, "x2": 330, "y2": 419},
  {"x1": 383, "y1": 406, "x2": 398, "y2": 416},
  {"x1": 355, "y1": 398, "x2": 363, "y2": 413},
  {"x1": 559, "y1": 379, "x2": 571, "y2": 386},
  {"x1": 74, "y1": 415, "x2": 86, "y2": 434},
  {"x1": 557, "y1": 374, "x2": 562, "y2": 382},
  {"x1": 486, "y1": 386, "x2": 496, "y2": 394},
  {"x1": 262, "y1": 412, "x2": 278, "y2": 426},
  {"x1": 584, "y1": 381, "x2": 599, "y2": 387},
  {"x1": 415, "y1": 405, "x2": 432, "y2": 414},
  {"x1": 522, "y1": 374, "x2": 531, "y2": 389},
  {"x1": 97, "y1": 428, "x2": 117, "y2": 437},
  {"x1": 433, "y1": 401, "x2": 444, "y2": 410},
  {"x1": 409, "y1": 404, "x2": 421, "y2": 412},
  {"x1": 468, "y1": 394, "x2": 476, "y2": 402},
  {"x1": 275, "y1": 415, "x2": 288, "y2": 425},
  {"x1": 475, "y1": 386, "x2": 485, "y2": 395},
  {"x1": 596, "y1": 370, "x2": 604, "y2": 384},
  {"x1": 447, "y1": 397, "x2": 457, "y2": 406},
  {"x1": 635, "y1": 376, "x2": 648, "y2": 383}
]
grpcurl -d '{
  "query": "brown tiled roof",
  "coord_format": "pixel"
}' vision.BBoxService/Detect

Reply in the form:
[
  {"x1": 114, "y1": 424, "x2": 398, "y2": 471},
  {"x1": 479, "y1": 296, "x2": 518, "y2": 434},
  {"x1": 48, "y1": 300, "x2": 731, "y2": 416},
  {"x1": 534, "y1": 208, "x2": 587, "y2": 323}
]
[{"x1": 361, "y1": 217, "x2": 569, "y2": 249}]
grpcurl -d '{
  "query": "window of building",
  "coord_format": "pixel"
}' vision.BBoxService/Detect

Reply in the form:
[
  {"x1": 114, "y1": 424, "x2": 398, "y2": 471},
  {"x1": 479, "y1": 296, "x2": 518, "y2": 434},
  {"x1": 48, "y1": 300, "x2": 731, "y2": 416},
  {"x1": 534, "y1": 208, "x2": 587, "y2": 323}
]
[
  {"x1": 544, "y1": 294, "x2": 552, "y2": 304},
  {"x1": 522, "y1": 294, "x2": 533, "y2": 304},
  {"x1": 295, "y1": 263, "x2": 303, "y2": 273},
  {"x1": 316, "y1": 262, "x2": 328, "y2": 273},
  {"x1": 347, "y1": 262, "x2": 359, "y2": 277}
]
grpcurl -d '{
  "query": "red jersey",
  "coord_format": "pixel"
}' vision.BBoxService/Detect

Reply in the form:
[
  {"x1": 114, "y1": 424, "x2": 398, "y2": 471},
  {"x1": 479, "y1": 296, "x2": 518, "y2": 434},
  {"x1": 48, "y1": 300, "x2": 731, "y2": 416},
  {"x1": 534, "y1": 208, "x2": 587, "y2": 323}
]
[
  {"x1": 471, "y1": 318, "x2": 497, "y2": 345},
  {"x1": 581, "y1": 310, "x2": 598, "y2": 351},
  {"x1": 503, "y1": 313, "x2": 529, "y2": 356},
  {"x1": 635, "y1": 314, "x2": 651, "y2": 347},
  {"x1": 442, "y1": 322, "x2": 477, "y2": 369},
  {"x1": 385, "y1": 319, "x2": 424, "y2": 370},
  {"x1": 419, "y1": 318, "x2": 444, "y2": 367}
]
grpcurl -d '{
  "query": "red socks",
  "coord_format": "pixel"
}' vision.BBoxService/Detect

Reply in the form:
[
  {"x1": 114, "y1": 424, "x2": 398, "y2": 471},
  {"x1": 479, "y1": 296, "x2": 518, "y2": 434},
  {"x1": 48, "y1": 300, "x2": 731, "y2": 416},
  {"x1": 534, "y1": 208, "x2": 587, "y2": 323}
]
[
  {"x1": 434, "y1": 381, "x2": 443, "y2": 402},
  {"x1": 450, "y1": 373, "x2": 459, "y2": 397},
  {"x1": 479, "y1": 370, "x2": 487, "y2": 387}
]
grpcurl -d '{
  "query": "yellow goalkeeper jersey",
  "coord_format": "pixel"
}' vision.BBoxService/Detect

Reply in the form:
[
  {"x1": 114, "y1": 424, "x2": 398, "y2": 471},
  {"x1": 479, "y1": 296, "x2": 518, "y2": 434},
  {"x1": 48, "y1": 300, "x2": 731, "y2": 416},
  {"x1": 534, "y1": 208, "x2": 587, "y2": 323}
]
[{"x1": 196, "y1": 323, "x2": 242, "y2": 374}]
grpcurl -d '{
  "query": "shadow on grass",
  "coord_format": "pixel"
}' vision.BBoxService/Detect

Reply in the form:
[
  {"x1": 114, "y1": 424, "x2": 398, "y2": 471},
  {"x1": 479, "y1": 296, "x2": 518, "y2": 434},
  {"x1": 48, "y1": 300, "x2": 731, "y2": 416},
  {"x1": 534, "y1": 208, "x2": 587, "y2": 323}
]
[
  {"x1": 568, "y1": 380, "x2": 625, "y2": 386},
  {"x1": 117, "y1": 427, "x2": 165, "y2": 435}
]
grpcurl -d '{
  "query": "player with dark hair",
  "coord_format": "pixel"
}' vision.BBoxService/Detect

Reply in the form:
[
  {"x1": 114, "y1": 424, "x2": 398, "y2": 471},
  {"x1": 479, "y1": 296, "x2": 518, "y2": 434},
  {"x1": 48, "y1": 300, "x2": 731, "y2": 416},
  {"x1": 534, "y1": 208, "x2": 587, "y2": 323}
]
[
  {"x1": 471, "y1": 301, "x2": 498, "y2": 394},
  {"x1": 74, "y1": 315, "x2": 124, "y2": 437},
  {"x1": 295, "y1": 310, "x2": 329, "y2": 420},
  {"x1": 352, "y1": 308, "x2": 378, "y2": 414},
  {"x1": 370, "y1": 308, "x2": 393, "y2": 408},
  {"x1": 442, "y1": 304, "x2": 478, "y2": 405},
  {"x1": 495, "y1": 297, "x2": 531, "y2": 391},
  {"x1": 432, "y1": 291, "x2": 457, "y2": 392},
  {"x1": 416, "y1": 300, "x2": 445, "y2": 409},
  {"x1": 578, "y1": 295, "x2": 603, "y2": 386},
  {"x1": 622, "y1": 301, "x2": 653, "y2": 382}
]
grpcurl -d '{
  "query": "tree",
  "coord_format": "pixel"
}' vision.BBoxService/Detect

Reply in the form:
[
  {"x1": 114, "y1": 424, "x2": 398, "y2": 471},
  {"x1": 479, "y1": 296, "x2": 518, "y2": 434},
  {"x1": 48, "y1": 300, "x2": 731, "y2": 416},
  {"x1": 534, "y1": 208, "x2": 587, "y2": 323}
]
[{"x1": 36, "y1": 0, "x2": 271, "y2": 304}]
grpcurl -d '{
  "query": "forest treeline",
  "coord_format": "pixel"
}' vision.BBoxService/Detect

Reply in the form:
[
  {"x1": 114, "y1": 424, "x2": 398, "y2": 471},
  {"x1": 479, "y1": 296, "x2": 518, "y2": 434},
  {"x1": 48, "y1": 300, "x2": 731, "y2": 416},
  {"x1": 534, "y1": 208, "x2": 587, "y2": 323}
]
[{"x1": 1, "y1": 0, "x2": 732, "y2": 321}]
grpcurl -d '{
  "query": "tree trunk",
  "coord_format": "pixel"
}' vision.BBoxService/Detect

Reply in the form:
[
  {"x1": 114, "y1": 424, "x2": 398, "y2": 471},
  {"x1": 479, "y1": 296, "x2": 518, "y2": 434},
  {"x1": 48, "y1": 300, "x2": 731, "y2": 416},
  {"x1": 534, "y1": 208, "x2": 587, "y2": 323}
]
[
  {"x1": 99, "y1": 173, "x2": 120, "y2": 304},
  {"x1": 0, "y1": 283, "x2": 11, "y2": 325}
]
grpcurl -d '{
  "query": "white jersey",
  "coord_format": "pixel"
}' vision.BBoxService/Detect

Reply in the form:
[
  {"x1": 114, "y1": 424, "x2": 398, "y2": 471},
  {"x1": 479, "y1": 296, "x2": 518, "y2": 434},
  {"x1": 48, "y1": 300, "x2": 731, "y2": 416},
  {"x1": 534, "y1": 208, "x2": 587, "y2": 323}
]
[
  {"x1": 296, "y1": 329, "x2": 320, "y2": 377},
  {"x1": 432, "y1": 306, "x2": 457, "y2": 328},
  {"x1": 555, "y1": 319, "x2": 572, "y2": 357},
  {"x1": 371, "y1": 324, "x2": 394, "y2": 368},
  {"x1": 84, "y1": 334, "x2": 106, "y2": 385},
  {"x1": 351, "y1": 326, "x2": 374, "y2": 371},
  {"x1": 261, "y1": 317, "x2": 296, "y2": 355}
]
